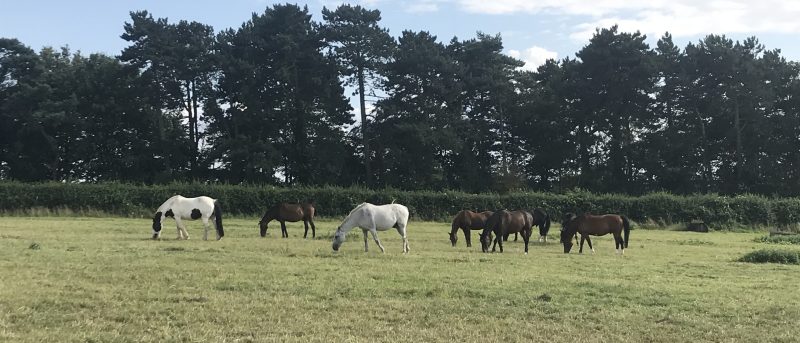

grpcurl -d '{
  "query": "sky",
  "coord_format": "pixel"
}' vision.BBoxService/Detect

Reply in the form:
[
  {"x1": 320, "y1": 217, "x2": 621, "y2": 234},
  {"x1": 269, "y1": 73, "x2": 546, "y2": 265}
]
[{"x1": 2, "y1": 0, "x2": 800, "y2": 72}]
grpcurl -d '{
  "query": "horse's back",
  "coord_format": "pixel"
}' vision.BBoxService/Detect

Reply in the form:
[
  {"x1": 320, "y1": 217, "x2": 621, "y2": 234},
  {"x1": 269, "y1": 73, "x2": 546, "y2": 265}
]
[
  {"x1": 372, "y1": 203, "x2": 409, "y2": 228},
  {"x1": 579, "y1": 214, "x2": 624, "y2": 234},
  {"x1": 505, "y1": 210, "x2": 533, "y2": 233}
]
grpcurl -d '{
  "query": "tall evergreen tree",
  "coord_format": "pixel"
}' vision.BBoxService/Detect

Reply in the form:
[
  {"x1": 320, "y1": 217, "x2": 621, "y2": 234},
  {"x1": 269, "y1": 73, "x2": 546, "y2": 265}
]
[
  {"x1": 322, "y1": 5, "x2": 394, "y2": 186},
  {"x1": 208, "y1": 4, "x2": 352, "y2": 185},
  {"x1": 120, "y1": 11, "x2": 216, "y2": 177}
]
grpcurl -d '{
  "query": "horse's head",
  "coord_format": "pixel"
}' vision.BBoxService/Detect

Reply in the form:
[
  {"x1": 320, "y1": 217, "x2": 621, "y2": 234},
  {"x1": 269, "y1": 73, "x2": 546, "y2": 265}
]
[
  {"x1": 258, "y1": 211, "x2": 273, "y2": 237},
  {"x1": 332, "y1": 227, "x2": 346, "y2": 251},
  {"x1": 560, "y1": 213, "x2": 577, "y2": 253},
  {"x1": 151, "y1": 211, "x2": 163, "y2": 239},
  {"x1": 479, "y1": 231, "x2": 492, "y2": 253},
  {"x1": 449, "y1": 232, "x2": 458, "y2": 247}
]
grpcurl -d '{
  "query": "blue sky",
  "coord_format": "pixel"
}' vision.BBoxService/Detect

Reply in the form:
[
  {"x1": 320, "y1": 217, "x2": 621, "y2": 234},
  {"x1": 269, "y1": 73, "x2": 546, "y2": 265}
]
[{"x1": 2, "y1": 0, "x2": 800, "y2": 70}]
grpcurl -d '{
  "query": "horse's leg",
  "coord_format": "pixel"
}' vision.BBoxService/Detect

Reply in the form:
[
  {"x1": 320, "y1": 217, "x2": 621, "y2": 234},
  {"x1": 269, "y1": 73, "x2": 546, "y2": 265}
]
[
  {"x1": 396, "y1": 225, "x2": 409, "y2": 254},
  {"x1": 369, "y1": 229, "x2": 385, "y2": 253},
  {"x1": 463, "y1": 228, "x2": 471, "y2": 247},
  {"x1": 280, "y1": 221, "x2": 287, "y2": 238},
  {"x1": 310, "y1": 219, "x2": 316, "y2": 239},
  {"x1": 579, "y1": 235, "x2": 585, "y2": 253},
  {"x1": 614, "y1": 232, "x2": 623, "y2": 255},
  {"x1": 586, "y1": 236, "x2": 595, "y2": 254},
  {"x1": 175, "y1": 218, "x2": 189, "y2": 240},
  {"x1": 499, "y1": 234, "x2": 504, "y2": 253},
  {"x1": 363, "y1": 229, "x2": 369, "y2": 252},
  {"x1": 514, "y1": 232, "x2": 518, "y2": 241},
  {"x1": 523, "y1": 230, "x2": 530, "y2": 255},
  {"x1": 202, "y1": 217, "x2": 210, "y2": 241},
  {"x1": 303, "y1": 220, "x2": 309, "y2": 239}
]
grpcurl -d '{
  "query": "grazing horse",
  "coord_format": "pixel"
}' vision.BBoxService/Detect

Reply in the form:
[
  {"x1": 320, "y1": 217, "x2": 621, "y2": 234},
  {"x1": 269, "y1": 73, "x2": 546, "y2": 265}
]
[
  {"x1": 449, "y1": 210, "x2": 493, "y2": 247},
  {"x1": 479, "y1": 210, "x2": 534, "y2": 254},
  {"x1": 259, "y1": 201, "x2": 316, "y2": 239},
  {"x1": 332, "y1": 203, "x2": 410, "y2": 254},
  {"x1": 560, "y1": 213, "x2": 630, "y2": 254},
  {"x1": 530, "y1": 208, "x2": 552, "y2": 242},
  {"x1": 152, "y1": 195, "x2": 224, "y2": 241}
]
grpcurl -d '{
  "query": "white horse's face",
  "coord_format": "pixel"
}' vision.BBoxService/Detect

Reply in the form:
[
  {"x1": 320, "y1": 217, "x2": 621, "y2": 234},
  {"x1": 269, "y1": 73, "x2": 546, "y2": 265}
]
[{"x1": 332, "y1": 228, "x2": 346, "y2": 251}]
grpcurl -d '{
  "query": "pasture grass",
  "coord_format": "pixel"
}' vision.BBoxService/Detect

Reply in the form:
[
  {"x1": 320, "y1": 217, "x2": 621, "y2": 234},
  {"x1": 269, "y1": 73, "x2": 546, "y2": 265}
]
[
  {"x1": 757, "y1": 234, "x2": 800, "y2": 245},
  {"x1": 0, "y1": 217, "x2": 798, "y2": 342}
]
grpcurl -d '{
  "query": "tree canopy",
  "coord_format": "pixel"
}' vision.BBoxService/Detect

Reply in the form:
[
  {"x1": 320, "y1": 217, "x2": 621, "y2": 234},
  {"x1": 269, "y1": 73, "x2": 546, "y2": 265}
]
[{"x1": 2, "y1": 5, "x2": 799, "y2": 196}]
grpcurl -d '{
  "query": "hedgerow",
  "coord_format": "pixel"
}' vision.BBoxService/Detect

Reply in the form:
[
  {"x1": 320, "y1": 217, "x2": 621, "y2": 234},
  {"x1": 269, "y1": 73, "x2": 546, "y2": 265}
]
[
  {"x1": 0, "y1": 182, "x2": 797, "y2": 228},
  {"x1": 739, "y1": 249, "x2": 800, "y2": 264}
]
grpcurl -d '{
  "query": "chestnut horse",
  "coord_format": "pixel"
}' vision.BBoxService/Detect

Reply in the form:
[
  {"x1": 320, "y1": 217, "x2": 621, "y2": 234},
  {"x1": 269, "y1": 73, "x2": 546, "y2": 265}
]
[
  {"x1": 449, "y1": 210, "x2": 493, "y2": 247},
  {"x1": 479, "y1": 210, "x2": 534, "y2": 254},
  {"x1": 259, "y1": 201, "x2": 316, "y2": 239},
  {"x1": 560, "y1": 213, "x2": 630, "y2": 254}
]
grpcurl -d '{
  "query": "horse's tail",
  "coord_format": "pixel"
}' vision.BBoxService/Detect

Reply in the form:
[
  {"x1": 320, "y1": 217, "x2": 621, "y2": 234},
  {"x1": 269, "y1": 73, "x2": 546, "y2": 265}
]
[
  {"x1": 621, "y1": 215, "x2": 630, "y2": 248},
  {"x1": 214, "y1": 200, "x2": 224, "y2": 238},
  {"x1": 542, "y1": 213, "x2": 551, "y2": 236}
]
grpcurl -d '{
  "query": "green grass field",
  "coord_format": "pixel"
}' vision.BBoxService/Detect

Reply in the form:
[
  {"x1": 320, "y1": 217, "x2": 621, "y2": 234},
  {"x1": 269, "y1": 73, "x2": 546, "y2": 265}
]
[{"x1": 1, "y1": 217, "x2": 798, "y2": 342}]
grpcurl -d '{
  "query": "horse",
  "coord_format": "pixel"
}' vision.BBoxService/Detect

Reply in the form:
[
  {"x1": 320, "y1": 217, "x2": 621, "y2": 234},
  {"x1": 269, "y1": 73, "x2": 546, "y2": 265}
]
[
  {"x1": 479, "y1": 210, "x2": 534, "y2": 254},
  {"x1": 152, "y1": 195, "x2": 224, "y2": 241},
  {"x1": 560, "y1": 213, "x2": 630, "y2": 254},
  {"x1": 332, "y1": 203, "x2": 410, "y2": 254},
  {"x1": 258, "y1": 201, "x2": 316, "y2": 239},
  {"x1": 530, "y1": 208, "x2": 552, "y2": 242},
  {"x1": 449, "y1": 210, "x2": 493, "y2": 247},
  {"x1": 497, "y1": 208, "x2": 550, "y2": 243}
]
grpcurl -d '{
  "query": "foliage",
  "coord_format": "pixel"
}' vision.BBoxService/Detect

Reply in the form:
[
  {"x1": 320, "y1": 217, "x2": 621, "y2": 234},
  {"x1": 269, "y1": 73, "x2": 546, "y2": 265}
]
[
  {"x1": 739, "y1": 249, "x2": 800, "y2": 264},
  {"x1": 0, "y1": 182, "x2": 798, "y2": 228},
  {"x1": 756, "y1": 235, "x2": 800, "y2": 245},
  {"x1": 1, "y1": 6, "x2": 800, "y2": 197}
]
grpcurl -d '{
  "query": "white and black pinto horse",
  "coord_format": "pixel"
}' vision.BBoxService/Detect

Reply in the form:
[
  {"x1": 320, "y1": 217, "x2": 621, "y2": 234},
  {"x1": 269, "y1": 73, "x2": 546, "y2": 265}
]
[
  {"x1": 152, "y1": 195, "x2": 224, "y2": 241},
  {"x1": 332, "y1": 202, "x2": 410, "y2": 253}
]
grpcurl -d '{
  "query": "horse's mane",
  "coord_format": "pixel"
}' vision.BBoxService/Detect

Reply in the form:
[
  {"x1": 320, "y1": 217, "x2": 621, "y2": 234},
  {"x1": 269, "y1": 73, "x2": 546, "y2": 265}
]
[{"x1": 346, "y1": 202, "x2": 371, "y2": 217}]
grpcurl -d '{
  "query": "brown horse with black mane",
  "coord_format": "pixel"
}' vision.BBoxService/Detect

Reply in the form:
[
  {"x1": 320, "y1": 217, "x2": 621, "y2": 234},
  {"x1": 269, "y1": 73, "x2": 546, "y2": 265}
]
[
  {"x1": 479, "y1": 210, "x2": 534, "y2": 254},
  {"x1": 259, "y1": 201, "x2": 316, "y2": 239},
  {"x1": 560, "y1": 213, "x2": 630, "y2": 254},
  {"x1": 449, "y1": 210, "x2": 494, "y2": 247}
]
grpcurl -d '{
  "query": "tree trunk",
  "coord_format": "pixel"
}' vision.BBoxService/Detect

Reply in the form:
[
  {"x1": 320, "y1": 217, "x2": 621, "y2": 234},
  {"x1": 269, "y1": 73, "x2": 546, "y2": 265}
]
[
  {"x1": 577, "y1": 120, "x2": 591, "y2": 188},
  {"x1": 696, "y1": 110, "x2": 711, "y2": 193},
  {"x1": 358, "y1": 66, "x2": 372, "y2": 186},
  {"x1": 733, "y1": 99, "x2": 743, "y2": 192}
]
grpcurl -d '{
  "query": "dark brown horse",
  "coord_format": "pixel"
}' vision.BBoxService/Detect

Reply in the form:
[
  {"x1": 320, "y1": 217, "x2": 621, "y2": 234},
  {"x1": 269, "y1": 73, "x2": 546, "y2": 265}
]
[
  {"x1": 259, "y1": 201, "x2": 316, "y2": 239},
  {"x1": 449, "y1": 210, "x2": 494, "y2": 247},
  {"x1": 560, "y1": 213, "x2": 630, "y2": 254},
  {"x1": 530, "y1": 208, "x2": 552, "y2": 242},
  {"x1": 479, "y1": 210, "x2": 534, "y2": 254}
]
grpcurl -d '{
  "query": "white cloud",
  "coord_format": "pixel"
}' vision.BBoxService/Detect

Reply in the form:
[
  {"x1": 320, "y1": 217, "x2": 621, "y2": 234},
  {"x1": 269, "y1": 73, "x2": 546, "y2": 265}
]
[
  {"x1": 406, "y1": 1, "x2": 440, "y2": 13},
  {"x1": 507, "y1": 46, "x2": 558, "y2": 71},
  {"x1": 454, "y1": 0, "x2": 800, "y2": 40}
]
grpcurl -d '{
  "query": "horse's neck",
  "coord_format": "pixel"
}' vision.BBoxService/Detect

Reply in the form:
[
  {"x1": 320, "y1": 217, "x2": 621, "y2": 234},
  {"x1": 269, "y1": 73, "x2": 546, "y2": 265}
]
[
  {"x1": 340, "y1": 210, "x2": 366, "y2": 232},
  {"x1": 262, "y1": 207, "x2": 279, "y2": 222},
  {"x1": 158, "y1": 196, "x2": 181, "y2": 212}
]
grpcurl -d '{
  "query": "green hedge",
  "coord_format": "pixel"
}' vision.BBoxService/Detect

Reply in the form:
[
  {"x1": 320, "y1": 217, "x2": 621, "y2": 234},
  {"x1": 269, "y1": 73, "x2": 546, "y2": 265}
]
[{"x1": 0, "y1": 182, "x2": 798, "y2": 227}]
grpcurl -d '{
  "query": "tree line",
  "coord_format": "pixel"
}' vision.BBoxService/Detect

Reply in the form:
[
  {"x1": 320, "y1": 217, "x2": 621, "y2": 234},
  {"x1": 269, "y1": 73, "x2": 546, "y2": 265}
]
[{"x1": 1, "y1": 4, "x2": 799, "y2": 195}]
